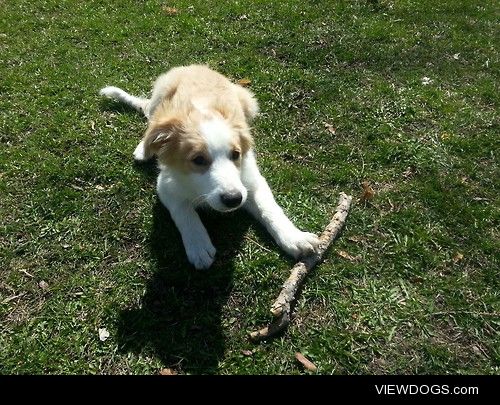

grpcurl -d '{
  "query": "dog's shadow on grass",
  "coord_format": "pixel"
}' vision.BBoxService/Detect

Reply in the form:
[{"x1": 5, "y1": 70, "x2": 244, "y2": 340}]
[{"x1": 116, "y1": 161, "x2": 254, "y2": 374}]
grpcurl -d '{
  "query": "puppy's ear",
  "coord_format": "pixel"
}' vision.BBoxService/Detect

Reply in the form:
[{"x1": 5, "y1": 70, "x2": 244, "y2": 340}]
[
  {"x1": 143, "y1": 118, "x2": 183, "y2": 157},
  {"x1": 238, "y1": 127, "x2": 254, "y2": 154},
  {"x1": 234, "y1": 85, "x2": 259, "y2": 122}
]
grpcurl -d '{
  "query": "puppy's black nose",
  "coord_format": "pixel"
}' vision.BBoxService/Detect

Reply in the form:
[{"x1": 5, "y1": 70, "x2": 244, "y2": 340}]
[{"x1": 220, "y1": 192, "x2": 243, "y2": 208}]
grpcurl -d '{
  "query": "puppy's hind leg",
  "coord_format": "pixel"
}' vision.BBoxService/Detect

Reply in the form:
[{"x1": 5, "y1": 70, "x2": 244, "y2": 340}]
[
  {"x1": 100, "y1": 85, "x2": 153, "y2": 162},
  {"x1": 99, "y1": 86, "x2": 150, "y2": 118}
]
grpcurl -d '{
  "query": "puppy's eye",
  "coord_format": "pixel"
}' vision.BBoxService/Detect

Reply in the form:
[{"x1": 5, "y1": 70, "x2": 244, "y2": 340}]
[
  {"x1": 230, "y1": 150, "x2": 240, "y2": 161},
  {"x1": 192, "y1": 155, "x2": 208, "y2": 166}
]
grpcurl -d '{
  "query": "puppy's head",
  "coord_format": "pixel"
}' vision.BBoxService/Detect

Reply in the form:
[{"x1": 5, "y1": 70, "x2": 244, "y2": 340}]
[{"x1": 144, "y1": 110, "x2": 253, "y2": 212}]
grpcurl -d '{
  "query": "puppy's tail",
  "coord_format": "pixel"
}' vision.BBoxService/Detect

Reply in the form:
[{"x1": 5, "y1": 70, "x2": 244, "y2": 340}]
[{"x1": 99, "y1": 86, "x2": 149, "y2": 117}]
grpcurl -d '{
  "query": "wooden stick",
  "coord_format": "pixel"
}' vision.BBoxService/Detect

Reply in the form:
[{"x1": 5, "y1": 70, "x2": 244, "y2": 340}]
[{"x1": 249, "y1": 192, "x2": 352, "y2": 342}]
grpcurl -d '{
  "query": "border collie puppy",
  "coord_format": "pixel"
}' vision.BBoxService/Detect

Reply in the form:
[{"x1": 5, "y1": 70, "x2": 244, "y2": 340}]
[{"x1": 100, "y1": 65, "x2": 319, "y2": 269}]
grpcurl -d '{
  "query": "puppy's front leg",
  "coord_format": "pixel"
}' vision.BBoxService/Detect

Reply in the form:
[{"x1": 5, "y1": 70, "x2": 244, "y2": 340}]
[
  {"x1": 163, "y1": 198, "x2": 216, "y2": 270},
  {"x1": 242, "y1": 152, "x2": 320, "y2": 258}
]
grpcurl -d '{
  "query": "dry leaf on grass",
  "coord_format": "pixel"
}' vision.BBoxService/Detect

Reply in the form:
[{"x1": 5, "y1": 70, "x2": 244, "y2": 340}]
[
  {"x1": 324, "y1": 122, "x2": 336, "y2": 135},
  {"x1": 402, "y1": 167, "x2": 415, "y2": 178},
  {"x1": 98, "y1": 328, "x2": 110, "y2": 342},
  {"x1": 360, "y1": 181, "x2": 375, "y2": 202},
  {"x1": 337, "y1": 250, "x2": 358, "y2": 261},
  {"x1": 159, "y1": 368, "x2": 178, "y2": 375},
  {"x1": 162, "y1": 6, "x2": 178, "y2": 15},
  {"x1": 295, "y1": 352, "x2": 317, "y2": 372},
  {"x1": 237, "y1": 78, "x2": 251, "y2": 87},
  {"x1": 347, "y1": 235, "x2": 363, "y2": 243}
]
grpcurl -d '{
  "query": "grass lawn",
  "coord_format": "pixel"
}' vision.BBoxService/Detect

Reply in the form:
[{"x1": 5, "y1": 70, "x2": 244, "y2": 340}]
[{"x1": 0, "y1": 0, "x2": 498, "y2": 374}]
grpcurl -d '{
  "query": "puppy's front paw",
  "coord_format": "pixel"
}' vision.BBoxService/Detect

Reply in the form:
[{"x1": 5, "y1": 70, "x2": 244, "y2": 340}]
[
  {"x1": 185, "y1": 238, "x2": 216, "y2": 270},
  {"x1": 278, "y1": 230, "x2": 320, "y2": 259}
]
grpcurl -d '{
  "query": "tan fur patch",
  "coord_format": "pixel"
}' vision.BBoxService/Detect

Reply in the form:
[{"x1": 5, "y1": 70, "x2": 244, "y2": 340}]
[
  {"x1": 144, "y1": 116, "x2": 211, "y2": 173},
  {"x1": 166, "y1": 131, "x2": 210, "y2": 174}
]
